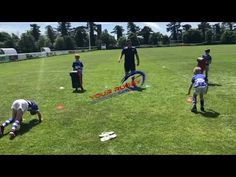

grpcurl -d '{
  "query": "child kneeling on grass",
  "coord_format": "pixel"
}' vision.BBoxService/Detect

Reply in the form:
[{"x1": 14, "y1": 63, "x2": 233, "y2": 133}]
[
  {"x1": 0, "y1": 99, "x2": 42, "y2": 139},
  {"x1": 187, "y1": 67, "x2": 208, "y2": 113}
]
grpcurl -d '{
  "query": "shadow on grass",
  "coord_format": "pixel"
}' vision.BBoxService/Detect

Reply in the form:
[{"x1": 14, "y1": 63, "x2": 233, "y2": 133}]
[
  {"x1": 72, "y1": 89, "x2": 86, "y2": 93},
  {"x1": 17, "y1": 119, "x2": 41, "y2": 136},
  {"x1": 208, "y1": 83, "x2": 222, "y2": 87},
  {"x1": 91, "y1": 86, "x2": 146, "y2": 104},
  {"x1": 199, "y1": 109, "x2": 220, "y2": 118},
  {"x1": 0, "y1": 119, "x2": 41, "y2": 139},
  {"x1": 130, "y1": 87, "x2": 146, "y2": 92}
]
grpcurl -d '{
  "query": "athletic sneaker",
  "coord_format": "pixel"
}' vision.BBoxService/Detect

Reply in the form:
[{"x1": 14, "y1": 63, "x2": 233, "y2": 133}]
[
  {"x1": 200, "y1": 107, "x2": 205, "y2": 112},
  {"x1": 100, "y1": 133, "x2": 117, "y2": 142},
  {"x1": 99, "y1": 131, "x2": 115, "y2": 138},
  {"x1": 9, "y1": 131, "x2": 16, "y2": 139},
  {"x1": 0, "y1": 125, "x2": 4, "y2": 135},
  {"x1": 191, "y1": 106, "x2": 197, "y2": 113}
]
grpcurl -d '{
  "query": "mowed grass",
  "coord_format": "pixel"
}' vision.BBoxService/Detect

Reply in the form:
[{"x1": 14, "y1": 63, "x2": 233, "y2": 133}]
[{"x1": 0, "y1": 45, "x2": 235, "y2": 154}]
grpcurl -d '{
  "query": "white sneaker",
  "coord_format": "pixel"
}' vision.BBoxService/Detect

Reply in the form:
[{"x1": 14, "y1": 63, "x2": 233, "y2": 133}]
[
  {"x1": 99, "y1": 131, "x2": 115, "y2": 138},
  {"x1": 100, "y1": 134, "x2": 117, "y2": 142},
  {"x1": 9, "y1": 131, "x2": 16, "y2": 139}
]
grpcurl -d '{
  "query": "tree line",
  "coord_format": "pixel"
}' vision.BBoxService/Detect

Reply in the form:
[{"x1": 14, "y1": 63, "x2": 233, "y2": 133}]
[
  {"x1": 0, "y1": 22, "x2": 236, "y2": 53},
  {"x1": 167, "y1": 22, "x2": 236, "y2": 44}
]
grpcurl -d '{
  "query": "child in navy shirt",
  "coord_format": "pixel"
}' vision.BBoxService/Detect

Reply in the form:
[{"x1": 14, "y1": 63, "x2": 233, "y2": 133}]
[{"x1": 72, "y1": 54, "x2": 84, "y2": 91}]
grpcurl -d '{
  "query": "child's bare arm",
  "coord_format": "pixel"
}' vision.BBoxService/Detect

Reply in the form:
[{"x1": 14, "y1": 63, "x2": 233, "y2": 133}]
[
  {"x1": 118, "y1": 53, "x2": 123, "y2": 63},
  {"x1": 37, "y1": 111, "x2": 42, "y2": 122},
  {"x1": 187, "y1": 84, "x2": 193, "y2": 95}
]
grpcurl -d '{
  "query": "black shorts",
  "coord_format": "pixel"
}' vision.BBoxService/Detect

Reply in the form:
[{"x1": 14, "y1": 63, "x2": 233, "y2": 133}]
[{"x1": 124, "y1": 64, "x2": 136, "y2": 73}]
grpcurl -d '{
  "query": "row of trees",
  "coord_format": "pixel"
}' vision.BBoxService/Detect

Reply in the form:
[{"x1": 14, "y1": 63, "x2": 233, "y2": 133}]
[
  {"x1": 0, "y1": 22, "x2": 109, "y2": 53},
  {"x1": 167, "y1": 22, "x2": 236, "y2": 44},
  {"x1": 114, "y1": 22, "x2": 170, "y2": 47},
  {"x1": 0, "y1": 22, "x2": 236, "y2": 53}
]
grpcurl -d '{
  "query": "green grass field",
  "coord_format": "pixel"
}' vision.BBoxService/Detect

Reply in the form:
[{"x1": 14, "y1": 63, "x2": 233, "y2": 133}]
[{"x1": 0, "y1": 45, "x2": 236, "y2": 154}]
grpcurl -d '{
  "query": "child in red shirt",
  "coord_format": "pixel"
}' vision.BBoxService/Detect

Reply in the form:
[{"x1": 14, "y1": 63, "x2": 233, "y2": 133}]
[{"x1": 197, "y1": 57, "x2": 207, "y2": 74}]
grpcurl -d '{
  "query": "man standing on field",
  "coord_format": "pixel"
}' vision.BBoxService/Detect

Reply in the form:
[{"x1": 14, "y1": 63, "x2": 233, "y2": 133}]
[{"x1": 118, "y1": 39, "x2": 140, "y2": 86}]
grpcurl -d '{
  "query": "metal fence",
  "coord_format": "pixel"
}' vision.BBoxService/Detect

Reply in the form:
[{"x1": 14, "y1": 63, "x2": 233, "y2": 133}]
[{"x1": 0, "y1": 48, "x2": 98, "y2": 64}]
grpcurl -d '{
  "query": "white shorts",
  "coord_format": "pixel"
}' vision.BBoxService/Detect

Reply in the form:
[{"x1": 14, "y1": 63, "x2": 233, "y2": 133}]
[
  {"x1": 194, "y1": 87, "x2": 207, "y2": 95},
  {"x1": 11, "y1": 99, "x2": 29, "y2": 113}
]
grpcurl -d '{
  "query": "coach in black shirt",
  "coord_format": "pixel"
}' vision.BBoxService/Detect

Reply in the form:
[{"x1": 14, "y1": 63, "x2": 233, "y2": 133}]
[{"x1": 118, "y1": 40, "x2": 140, "y2": 76}]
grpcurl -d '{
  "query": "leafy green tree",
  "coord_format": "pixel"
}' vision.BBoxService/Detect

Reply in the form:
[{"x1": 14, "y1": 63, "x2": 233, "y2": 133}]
[
  {"x1": 139, "y1": 26, "x2": 153, "y2": 44},
  {"x1": 183, "y1": 29, "x2": 202, "y2": 43},
  {"x1": 10, "y1": 33, "x2": 20, "y2": 50},
  {"x1": 74, "y1": 26, "x2": 88, "y2": 47},
  {"x1": 161, "y1": 35, "x2": 169, "y2": 45},
  {"x1": 0, "y1": 32, "x2": 11, "y2": 42},
  {"x1": 205, "y1": 29, "x2": 213, "y2": 44},
  {"x1": 182, "y1": 24, "x2": 192, "y2": 32},
  {"x1": 111, "y1": 25, "x2": 124, "y2": 40},
  {"x1": 198, "y1": 22, "x2": 211, "y2": 41},
  {"x1": 37, "y1": 36, "x2": 45, "y2": 49},
  {"x1": 212, "y1": 23, "x2": 222, "y2": 41},
  {"x1": 221, "y1": 30, "x2": 236, "y2": 43},
  {"x1": 0, "y1": 33, "x2": 19, "y2": 48},
  {"x1": 0, "y1": 42, "x2": 4, "y2": 48},
  {"x1": 64, "y1": 36, "x2": 76, "y2": 50},
  {"x1": 128, "y1": 33, "x2": 140, "y2": 46},
  {"x1": 18, "y1": 32, "x2": 36, "y2": 52},
  {"x1": 30, "y1": 24, "x2": 41, "y2": 41},
  {"x1": 126, "y1": 22, "x2": 139, "y2": 45},
  {"x1": 127, "y1": 22, "x2": 140, "y2": 34},
  {"x1": 95, "y1": 39, "x2": 102, "y2": 49},
  {"x1": 11, "y1": 33, "x2": 20, "y2": 43},
  {"x1": 44, "y1": 38, "x2": 52, "y2": 48},
  {"x1": 57, "y1": 22, "x2": 71, "y2": 36},
  {"x1": 222, "y1": 22, "x2": 235, "y2": 31},
  {"x1": 149, "y1": 32, "x2": 162, "y2": 45},
  {"x1": 101, "y1": 29, "x2": 116, "y2": 49},
  {"x1": 117, "y1": 36, "x2": 127, "y2": 48},
  {"x1": 36, "y1": 36, "x2": 52, "y2": 50},
  {"x1": 54, "y1": 36, "x2": 65, "y2": 50},
  {"x1": 166, "y1": 22, "x2": 181, "y2": 41},
  {"x1": 4, "y1": 38, "x2": 15, "y2": 48},
  {"x1": 45, "y1": 25, "x2": 56, "y2": 46}
]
